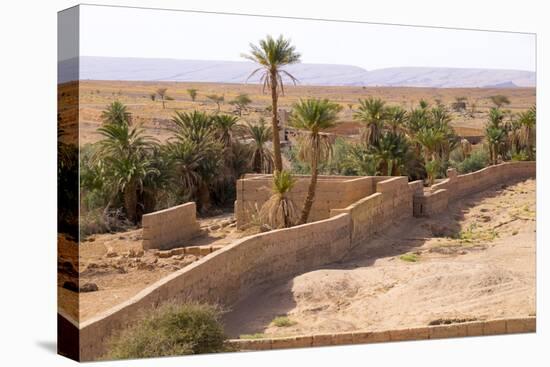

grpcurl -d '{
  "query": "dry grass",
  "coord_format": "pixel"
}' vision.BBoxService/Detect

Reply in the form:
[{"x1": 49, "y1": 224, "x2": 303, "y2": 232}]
[{"x1": 60, "y1": 80, "x2": 535, "y2": 145}]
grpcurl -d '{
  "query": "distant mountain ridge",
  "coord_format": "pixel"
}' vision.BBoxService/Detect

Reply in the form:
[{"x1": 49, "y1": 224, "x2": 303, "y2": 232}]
[{"x1": 58, "y1": 56, "x2": 536, "y2": 88}]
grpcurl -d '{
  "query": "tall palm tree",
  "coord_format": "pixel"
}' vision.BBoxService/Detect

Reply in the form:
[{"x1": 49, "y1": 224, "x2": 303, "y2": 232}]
[
  {"x1": 97, "y1": 122, "x2": 158, "y2": 223},
  {"x1": 290, "y1": 99, "x2": 341, "y2": 224},
  {"x1": 353, "y1": 97, "x2": 387, "y2": 146},
  {"x1": 101, "y1": 101, "x2": 131, "y2": 125},
  {"x1": 242, "y1": 35, "x2": 301, "y2": 172},
  {"x1": 245, "y1": 119, "x2": 273, "y2": 173}
]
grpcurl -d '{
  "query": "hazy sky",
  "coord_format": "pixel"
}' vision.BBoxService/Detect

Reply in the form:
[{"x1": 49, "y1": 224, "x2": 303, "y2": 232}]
[{"x1": 78, "y1": 4, "x2": 536, "y2": 72}]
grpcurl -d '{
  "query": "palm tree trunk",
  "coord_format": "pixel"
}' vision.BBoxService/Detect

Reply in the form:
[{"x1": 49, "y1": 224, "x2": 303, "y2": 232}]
[
  {"x1": 124, "y1": 181, "x2": 138, "y2": 224},
  {"x1": 270, "y1": 71, "x2": 283, "y2": 172},
  {"x1": 197, "y1": 181, "x2": 211, "y2": 213},
  {"x1": 298, "y1": 143, "x2": 319, "y2": 225}
]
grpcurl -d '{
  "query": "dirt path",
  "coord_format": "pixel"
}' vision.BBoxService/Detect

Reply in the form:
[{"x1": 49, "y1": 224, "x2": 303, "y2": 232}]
[{"x1": 224, "y1": 178, "x2": 536, "y2": 338}]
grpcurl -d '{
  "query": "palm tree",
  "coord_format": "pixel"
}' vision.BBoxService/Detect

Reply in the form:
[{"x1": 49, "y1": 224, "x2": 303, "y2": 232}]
[
  {"x1": 212, "y1": 114, "x2": 239, "y2": 148},
  {"x1": 370, "y1": 131, "x2": 410, "y2": 176},
  {"x1": 385, "y1": 106, "x2": 408, "y2": 135},
  {"x1": 259, "y1": 170, "x2": 297, "y2": 229},
  {"x1": 157, "y1": 88, "x2": 168, "y2": 109},
  {"x1": 242, "y1": 35, "x2": 301, "y2": 172},
  {"x1": 290, "y1": 98, "x2": 342, "y2": 224},
  {"x1": 415, "y1": 127, "x2": 445, "y2": 185},
  {"x1": 245, "y1": 119, "x2": 273, "y2": 173},
  {"x1": 187, "y1": 88, "x2": 198, "y2": 102},
  {"x1": 517, "y1": 105, "x2": 536, "y2": 160},
  {"x1": 168, "y1": 111, "x2": 223, "y2": 212},
  {"x1": 341, "y1": 143, "x2": 380, "y2": 176},
  {"x1": 485, "y1": 126, "x2": 506, "y2": 165},
  {"x1": 97, "y1": 122, "x2": 158, "y2": 223},
  {"x1": 101, "y1": 101, "x2": 131, "y2": 125},
  {"x1": 353, "y1": 97, "x2": 387, "y2": 146},
  {"x1": 488, "y1": 107, "x2": 505, "y2": 128}
]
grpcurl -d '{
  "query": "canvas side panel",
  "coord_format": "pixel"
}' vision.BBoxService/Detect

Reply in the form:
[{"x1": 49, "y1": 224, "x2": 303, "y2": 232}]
[{"x1": 57, "y1": 5, "x2": 80, "y2": 362}]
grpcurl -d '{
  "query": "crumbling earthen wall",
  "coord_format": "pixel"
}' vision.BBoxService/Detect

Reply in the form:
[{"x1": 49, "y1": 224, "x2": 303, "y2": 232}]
[
  {"x1": 78, "y1": 213, "x2": 352, "y2": 361},
  {"x1": 235, "y1": 175, "x2": 389, "y2": 228},
  {"x1": 330, "y1": 177, "x2": 422, "y2": 245},
  {"x1": 416, "y1": 161, "x2": 535, "y2": 217},
  {"x1": 142, "y1": 202, "x2": 200, "y2": 250}
]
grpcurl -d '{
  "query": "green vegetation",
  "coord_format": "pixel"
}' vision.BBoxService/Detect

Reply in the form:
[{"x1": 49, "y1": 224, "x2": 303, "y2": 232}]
[
  {"x1": 259, "y1": 170, "x2": 297, "y2": 229},
  {"x1": 105, "y1": 303, "x2": 227, "y2": 360},
  {"x1": 451, "y1": 148, "x2": 489, "y2": 174},
  {"x1": 455, "y1": 223, "x2": 498, "y2": 243},
  {"x1": 78, "y1": 34, "x2": 536, "y2": 239},
  {"x1": 272, "y1": 316, "x2": 297, "y2": 327},
  {"x1": 242, "y1": 35, "x2": 301, "y2": 172},
  {"x1": 80, "y1": 102, "x2": 265, "y2": 234},
  {"x1": 156, "y1": 88, "x2": 168, "y2": 109},
  {"x1": 229, "y1": 93, "x2": 252, "y2": 116},
  {"x1": 187, "y1": 88, "x2": 198, "y2": 101},
  {"x1": 290, "y1": 98, "x2": 342, "y2": 224},
  {"x1": 246, "y1": 118, "x2": 273, "y2": 173},
  {"x1": 399, "y1": 253, "x2": 419, "y2": 262},
  {"x1": 206, "y1": 94, "x2": 224, "y2": 111}
]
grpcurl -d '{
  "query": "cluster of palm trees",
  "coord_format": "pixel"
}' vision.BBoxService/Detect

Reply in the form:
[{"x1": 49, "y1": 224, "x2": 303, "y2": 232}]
[
  {"x1": 484, "y1": 105, "x2": 536, "y2": 164},
  {"x1": 80, "y1": 101, "x2": 274, "y2": 228},
  {"x1": 80, "y1": 34, "x2": 536, "y2": 233}
]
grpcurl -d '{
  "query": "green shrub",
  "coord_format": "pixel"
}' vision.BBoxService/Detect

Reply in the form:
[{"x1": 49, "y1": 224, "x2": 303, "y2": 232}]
[
  {"x1": 452, "y1": 148, "x2": 489, "y2": 174},
  {"x1": 105, "y1": 303, "x2": 227, "y2": 360},
  {"x1": 511, "y1": 151, "x2": 529, "y2": 161},
  {"x1": 399, "y1": 253, "x2": 419, "y2": 262},
  {"x1": 272, "y1": 316, "x2": 297, "y2": 327}
]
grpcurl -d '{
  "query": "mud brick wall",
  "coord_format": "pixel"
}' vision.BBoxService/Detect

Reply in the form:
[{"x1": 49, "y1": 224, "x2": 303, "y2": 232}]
[
  {"x1": 78, "y1": 213, "x2": 352, "y2": 361},
  {"x1": 418, "y1": 162, "x2": 536, "y2": 217},
  {"x1": 413, "y1": 189, "x2": 449, "y2": 217},
  {"x1": 235, "y1": 175, "x2": 385, "y2": 228},
  {"x1": 142, "y1": 202, "x2": 200, "y2": 250},
  {"x1": 229, "y1": 317, "x2": 536, "y2": 351},
  {"x1": 330, "y1": 177, "x2": 421, "y2": 245}
]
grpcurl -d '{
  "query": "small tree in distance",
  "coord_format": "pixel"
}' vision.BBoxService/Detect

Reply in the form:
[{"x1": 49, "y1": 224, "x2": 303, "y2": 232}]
[
  {"x1": 490, "y1": 95, "x2": 511, "y2": 108},
  {"x1": 229, "y1": 93, "x2": 252, "y2": 116},
  {"x1": 206, "y1": 94, "x2": 225, "y2": 112},
  {"x1": 187, "y1": 88, "x2": 198, "y2": 102},
  {"x1": 156, "y1": 88, "x2": 168, "y2": 109}
]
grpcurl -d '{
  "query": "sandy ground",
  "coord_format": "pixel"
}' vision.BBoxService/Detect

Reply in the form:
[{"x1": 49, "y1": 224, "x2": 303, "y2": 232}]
[
  {"x1": 58, "y1": 81, "x2": 535, "y2": 145},
  {"x1": 58, "y1": 213, "x2": 248, "y2": 322},
  {"x1": 224, "y1": 178, "x2": 536, "y2": 338}
]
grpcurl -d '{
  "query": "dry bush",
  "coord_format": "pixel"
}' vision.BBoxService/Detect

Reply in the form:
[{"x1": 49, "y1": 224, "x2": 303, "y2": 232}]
[{"x1": 104, "y1": 302, "x2": 228, "y2": 360}]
